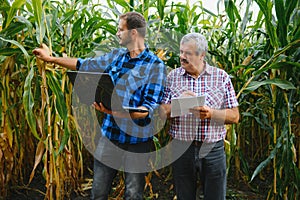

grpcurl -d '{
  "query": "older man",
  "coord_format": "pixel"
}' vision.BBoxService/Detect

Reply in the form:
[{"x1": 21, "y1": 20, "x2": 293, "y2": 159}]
[{"x1": 161, "y1": 33, "x2": 239, "y2": 200}]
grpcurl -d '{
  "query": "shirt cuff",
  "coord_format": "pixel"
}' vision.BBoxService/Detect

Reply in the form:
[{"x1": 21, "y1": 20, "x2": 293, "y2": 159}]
[
  {"x1": 144, "y1": 104, "x2": 157, "y2": 118},
  {"x1": 76, "y1": 58, "x2": 83, "y2": 70}
]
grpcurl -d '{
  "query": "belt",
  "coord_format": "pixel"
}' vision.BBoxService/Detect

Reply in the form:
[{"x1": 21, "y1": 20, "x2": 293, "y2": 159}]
[
  {"x1": 192, "y1": 140, "x2": 203, "y2": 146},
  {"x1": 192, "y1": 140, "x2": 223, "y2": 147}
]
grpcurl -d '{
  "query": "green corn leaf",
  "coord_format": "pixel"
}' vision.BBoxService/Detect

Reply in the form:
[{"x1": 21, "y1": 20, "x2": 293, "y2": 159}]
[
  {"x1": 113, "y1": 0, "x2": 130, "y2": 10},
  {"x1": 285, "y1": 0, "x2": 298, "y2": 27},
  {"x1": 142, "y1": 0, "x2": 150, "y2": 20},
  {"x1": 232, "y1": 2, "x2": 241, "y2": 22},
  {"x1": 245, "y1": 78, "x2": 296, "y2": 92},
  {"x1": 230, "y1": 124, "x2": 237, "y2": 147},
  {"x1": 45, "y1": 71, "x2": 68, "y2": 123},
  {"x1": 152, "y1": 136, "x2": 161, "y2": 167},
  {"x1": 61, "y1": 10, "x2": 77, "y2": 24},
  {"x1": 46, "y1": 71, "x2": 70, "y2": 153},
  {"x1": 23, "y1": 67, "x2": 40, "y2": 140},
  {"x1": 59, "y1": 127, "x2": 70, "y2": 154},
  {"x1": 5, "y1": 0, "x2": 26, "y2": 29},
  {"x1": 70, "y1": 17, "x2": 84, "y2": 43},
  {"x1": 254, "y1": 61, "x2": 300, "y2": 76},
  {"x1": 241, "y1": 0, "x2": 252, "y2": 34},
  {"x1": 275, "y1": 0, "x2": 288, "y2": 46},
  {"x1": 1, "y1": 21, "x2": 26, "y2": 37},
  {"x1": 254, "y1": 0, "x2": 279, "y2": 48},
  {"x1": 250, "y1": 137, "x2": 283, "y2": 182},
  {"x1": 157, "y1": 0, "x2": 167, "y2": 20},
  {"x1": 32, "y1": 0, "x2": 42, "y2": 27},
  {"x1": 225, "y1": 0, "x2": 240, "y2": 22},
  {"x1": 238, "y1": 149, "x2": 251, "y2": 178},
  {"x1": 15, "y1": 16, "x2": 34, "y2": 34},
  {"x1": 32, "y1": 0, "x2": 44, "y2": 43},
  {"x1": 82, "y1": 0, "x2": 89, "y2": 5},
  {"x1": 0, "y1": 37, "x2": 30, "y2": 65},
  {"x1": 0, "y1": 47, "x2": 22, "y2": 56},
  {"x1": 294, "y1": 165, "x2": 300, "y2": 190}
]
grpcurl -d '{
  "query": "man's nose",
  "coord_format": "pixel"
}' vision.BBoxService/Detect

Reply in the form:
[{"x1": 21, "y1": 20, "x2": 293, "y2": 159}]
[{"x1": 180, "y1": 53, "x2": 186, "y2": 59}]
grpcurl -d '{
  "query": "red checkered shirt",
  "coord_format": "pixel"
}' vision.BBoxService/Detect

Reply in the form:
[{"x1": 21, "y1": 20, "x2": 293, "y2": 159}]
[{"x1": 162, "y1": 63, "x2": 239, "y2": 143}]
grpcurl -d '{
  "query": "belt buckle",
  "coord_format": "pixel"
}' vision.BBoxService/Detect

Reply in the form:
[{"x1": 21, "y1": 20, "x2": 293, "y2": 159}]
[{"x1": 193, "y1": 140, "x2": 202, "y2": 146}]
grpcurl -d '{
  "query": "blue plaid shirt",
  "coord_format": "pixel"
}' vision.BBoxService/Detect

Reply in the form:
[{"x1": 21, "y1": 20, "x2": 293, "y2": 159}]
[{"x1": 77, "y1": 47, "x2": 166, "y2": 143}]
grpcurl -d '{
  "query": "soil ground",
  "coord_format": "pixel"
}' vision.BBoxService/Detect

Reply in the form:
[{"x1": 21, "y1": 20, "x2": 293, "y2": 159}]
[{"x1": 7, "y1": 165, "x2": 266, "y2": 200}]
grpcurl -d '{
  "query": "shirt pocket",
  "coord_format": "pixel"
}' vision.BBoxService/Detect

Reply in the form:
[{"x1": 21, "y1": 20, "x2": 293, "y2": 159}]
[
  {"x1": 126, "y1": 69, "x2": 148, "y2": 92},
  {"x1": 120, "y1": 69, "x2": 148, "y2": 105},
  {"x1": 205, "y1": 86, "x2": 225, "y2": 109}
]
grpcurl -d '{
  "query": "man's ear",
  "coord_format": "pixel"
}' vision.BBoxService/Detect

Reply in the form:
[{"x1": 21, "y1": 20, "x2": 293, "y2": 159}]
[
  {"x1": 200, "y1": 52, "x2": 206, "y2": 59},
  {"x1": 131, "y1": 29, "x2": 138, "y2": 36}
]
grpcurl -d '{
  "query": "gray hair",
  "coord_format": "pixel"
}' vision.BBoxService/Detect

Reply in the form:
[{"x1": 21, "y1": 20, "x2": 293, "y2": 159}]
[{"x1": 180, "y1": 33, "x2": 208, "y2": 55}]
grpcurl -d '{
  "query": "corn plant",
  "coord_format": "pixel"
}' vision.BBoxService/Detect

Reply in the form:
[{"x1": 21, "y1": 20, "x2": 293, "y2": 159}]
[
  {"x1": 245, "y1": 0, "x2": 300, "y2": 199},
  {"x1": 0, "y1": 0, "x2": 299, "y2": 199},
  {"x1": 0, "y1": 0, "x2": 114, "y2": 199},
  {"x1": 208, "y1": 0, "x2": 299, "y2": 199}
]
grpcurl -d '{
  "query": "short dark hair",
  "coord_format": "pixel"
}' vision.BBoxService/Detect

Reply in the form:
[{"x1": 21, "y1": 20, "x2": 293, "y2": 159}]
[{"x1": 119, "y1": 12, "x2": 146, "y2": 37}]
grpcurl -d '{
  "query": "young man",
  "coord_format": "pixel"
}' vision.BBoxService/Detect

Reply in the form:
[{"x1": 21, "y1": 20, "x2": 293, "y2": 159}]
[
  {"x1": 33, "y1": 12, "x2": 166, "y2": 200},
  {"x1": 161, "y1": 33, "x2": 239, "y2": 200}
]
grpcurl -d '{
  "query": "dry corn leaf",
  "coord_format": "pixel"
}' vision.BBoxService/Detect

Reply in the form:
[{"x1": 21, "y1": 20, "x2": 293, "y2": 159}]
[{"x1": 29, "y1": 140, "x2": 45, "y2": 184}]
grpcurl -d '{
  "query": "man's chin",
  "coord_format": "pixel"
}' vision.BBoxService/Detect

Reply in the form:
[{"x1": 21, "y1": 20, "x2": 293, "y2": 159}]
[
  {"x1": 181, "y1": 65, "x2": 187, "y2": 70},
  {"x1": 119, "y1": 41, "x2": 127, "y2": 47},
  {"x1": 181, "y1": 62, "x2": 188, "y2": 67}
]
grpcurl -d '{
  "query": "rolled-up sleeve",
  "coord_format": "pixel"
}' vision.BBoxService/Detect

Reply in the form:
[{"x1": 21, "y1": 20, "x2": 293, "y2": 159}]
[
  {"x1": 142, "y1": 62, "x2": 167, "y2": 115},
  {"x1": 76, "y1": 49, "x2": 123, "y2": 72}
]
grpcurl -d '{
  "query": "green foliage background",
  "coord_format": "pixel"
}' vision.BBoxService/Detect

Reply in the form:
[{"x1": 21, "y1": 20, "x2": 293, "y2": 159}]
[{"x1": 0, "y1": 0, "x2": 299, "y2": 199}]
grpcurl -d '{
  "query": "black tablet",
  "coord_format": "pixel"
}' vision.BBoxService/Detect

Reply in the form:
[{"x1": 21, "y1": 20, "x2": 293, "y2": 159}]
[
  {"x1": 67, "y1": 71, "x2": 150, "y2": 113},
  {"x1": 67, "y1": 71, "x2": 118, "y2": 109}
]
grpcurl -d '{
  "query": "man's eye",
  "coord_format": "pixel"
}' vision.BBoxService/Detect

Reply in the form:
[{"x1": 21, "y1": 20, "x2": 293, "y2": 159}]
[{"x1": 180, "y1": 51, "x2": 192, "y2": 55}]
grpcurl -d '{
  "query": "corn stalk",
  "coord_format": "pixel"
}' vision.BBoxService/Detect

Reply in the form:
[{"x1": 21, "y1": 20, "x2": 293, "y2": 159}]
[{"x1": 0, "y1": 0, "x2": 299, "y2": 199}]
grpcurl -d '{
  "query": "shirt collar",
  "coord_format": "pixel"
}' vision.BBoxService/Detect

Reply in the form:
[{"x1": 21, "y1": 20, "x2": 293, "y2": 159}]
[
  {"x1": 180, "y1": 61, "x2": 213, "y2": 77},
  {"x1": 125, "y1": 44, "x2": 149, "y2": 60}
]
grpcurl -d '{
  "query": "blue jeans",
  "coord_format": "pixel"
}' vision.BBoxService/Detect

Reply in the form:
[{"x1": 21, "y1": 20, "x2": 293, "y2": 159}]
[
  {"x1": 172, "y1": 140, "x2": 226, "y2": 200},
  {"x1": 91, "y1": 138, "x2": 152, "y2": 200}
]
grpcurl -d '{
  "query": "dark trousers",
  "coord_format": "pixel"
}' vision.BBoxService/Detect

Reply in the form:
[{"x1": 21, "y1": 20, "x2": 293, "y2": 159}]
[
  {"x1": 91, "y1": 138, "x2": 153, "y2": 200},
  {"x1": 172, "y1": 140, "x2": 226, "y2": 200}
]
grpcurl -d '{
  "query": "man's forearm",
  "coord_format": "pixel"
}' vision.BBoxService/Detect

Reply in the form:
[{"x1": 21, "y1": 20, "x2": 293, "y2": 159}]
[
  {"x1": 159, "y1": 104, "x2": 171, "y2": 119},
  {"x1": 211, "y1": 107, "x2": 239, "y2": 124},
  {"x1": 49, "y1": 57, "x2": 78, "y2": 70}
]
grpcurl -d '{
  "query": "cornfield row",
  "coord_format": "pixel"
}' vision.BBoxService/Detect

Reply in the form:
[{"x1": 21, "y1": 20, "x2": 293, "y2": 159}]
[{"x1": 0, "y1": 0, "x2": 299, "y2": 199}]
